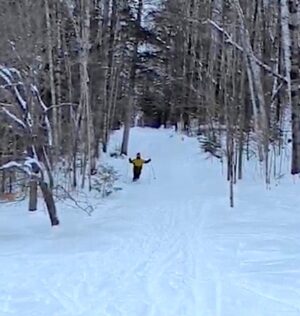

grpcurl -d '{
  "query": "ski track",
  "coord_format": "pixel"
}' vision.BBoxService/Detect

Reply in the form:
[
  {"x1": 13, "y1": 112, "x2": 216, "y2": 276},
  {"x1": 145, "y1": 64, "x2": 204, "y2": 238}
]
[{"x1": 1, "y1": 127, "x2": 300, "y2": 315}]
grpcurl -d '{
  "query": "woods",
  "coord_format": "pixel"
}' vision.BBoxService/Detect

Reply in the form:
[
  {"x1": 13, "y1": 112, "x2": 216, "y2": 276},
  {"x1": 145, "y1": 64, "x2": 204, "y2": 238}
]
[{"x1": 0, "y1": 0, "x2": 299, "y2": 217}]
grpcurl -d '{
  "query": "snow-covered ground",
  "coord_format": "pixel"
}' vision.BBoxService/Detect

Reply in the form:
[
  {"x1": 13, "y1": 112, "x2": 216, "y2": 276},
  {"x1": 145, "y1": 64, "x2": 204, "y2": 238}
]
[{"x1": 1, "y1": 127, "x2": 300, "y2": 316}]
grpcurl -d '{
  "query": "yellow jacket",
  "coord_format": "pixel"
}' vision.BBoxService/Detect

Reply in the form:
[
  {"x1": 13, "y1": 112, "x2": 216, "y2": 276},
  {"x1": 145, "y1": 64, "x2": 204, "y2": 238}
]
[{"x1": 129, "y1": 158, "x2": 151, "y2": 168}]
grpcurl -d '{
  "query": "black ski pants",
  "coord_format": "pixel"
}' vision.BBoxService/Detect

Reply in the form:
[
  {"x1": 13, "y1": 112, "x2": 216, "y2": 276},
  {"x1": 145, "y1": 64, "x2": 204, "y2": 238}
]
[{"x1": 133, "y1": 166, "x2": 142, "y2": 181}]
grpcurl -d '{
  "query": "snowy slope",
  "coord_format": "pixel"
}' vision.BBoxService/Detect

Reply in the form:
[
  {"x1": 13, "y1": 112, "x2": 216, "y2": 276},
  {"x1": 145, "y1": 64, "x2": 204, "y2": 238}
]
[{"x1": 1, "y1": 127, "x2": 300, "y2": 316}]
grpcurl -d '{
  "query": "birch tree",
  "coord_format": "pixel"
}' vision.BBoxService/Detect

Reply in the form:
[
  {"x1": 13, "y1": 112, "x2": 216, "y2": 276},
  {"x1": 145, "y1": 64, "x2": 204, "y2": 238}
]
[
  {"x1": 289, "y1": 0, "x2": 300, "y2": 174},
  {"x1": 121, "y1": 0, "x2": 143, "y2": 155}
]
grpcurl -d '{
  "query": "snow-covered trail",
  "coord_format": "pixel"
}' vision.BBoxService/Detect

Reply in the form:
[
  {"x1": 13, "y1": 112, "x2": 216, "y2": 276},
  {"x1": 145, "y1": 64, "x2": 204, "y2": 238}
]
[
  {"x1": 116, "y1": 130, "x2": 216, "y2": 316},
  {"x1": 1, "y1": 127, "x2": 300, "y2": 316},
  {"x1": 0, "y1": 128, "x2": 213, "y2": 316},
  {"x1": 102, "y1": 129, "x2": 214, "y2": 315}
]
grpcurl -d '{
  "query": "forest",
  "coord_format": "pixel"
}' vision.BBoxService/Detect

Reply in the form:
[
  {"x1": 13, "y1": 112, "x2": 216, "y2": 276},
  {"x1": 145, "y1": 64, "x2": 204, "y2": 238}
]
[{"x1": 0, "y1": 0, "x2": 299, "y2": 223}]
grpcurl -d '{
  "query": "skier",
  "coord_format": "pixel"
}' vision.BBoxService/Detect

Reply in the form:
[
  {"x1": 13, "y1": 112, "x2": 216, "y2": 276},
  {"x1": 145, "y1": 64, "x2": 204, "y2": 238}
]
[{"x1": 129, "y1": 153, "x2": 151, "y2": 181}]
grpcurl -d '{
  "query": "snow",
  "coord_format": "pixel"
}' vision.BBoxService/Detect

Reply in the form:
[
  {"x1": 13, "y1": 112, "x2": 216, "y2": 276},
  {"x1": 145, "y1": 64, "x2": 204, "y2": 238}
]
[
  {"x1": 0, "y1": 159, "x2": 34, "y2": 177},
  {"x1": 1, "y1": 127, "x2": 300, "y2": 315},
  {"x1": 24, "y1": 157, "x2": 43, "y2": 172},
  {"x1": 0, "y1": 161, "x2": 23, "y2": 170}
]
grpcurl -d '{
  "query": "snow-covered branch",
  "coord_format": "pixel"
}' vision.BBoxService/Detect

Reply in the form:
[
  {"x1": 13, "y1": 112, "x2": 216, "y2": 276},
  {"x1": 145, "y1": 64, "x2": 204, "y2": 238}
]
[
  {"x1": 31, "y1": 84, "x2": 53, "y2": 146},
  {"x1": 43, "y1": 102, "x2": 79, "y2": 113},
  {"x1": 0, "y1": 107, "x2": 27, "y2": 130},
  {"x1": 0, "y1": 65, "x2": 53, "y2": 147},
  {"x1": 0, "y1": 157, "x2": 42, "y2": 179},
  {"x1": 0, "y1": 66, "x2": 27, "y2": 111},
  {"x1": 207, "y1": 19, "x2": 288, "y2": 83},
  {"x1": 0, "y1": 154, "x2": 59, "y2": 226},
  {"x1": 0, "y1": 64, "x2": 54, "y2": 185}
]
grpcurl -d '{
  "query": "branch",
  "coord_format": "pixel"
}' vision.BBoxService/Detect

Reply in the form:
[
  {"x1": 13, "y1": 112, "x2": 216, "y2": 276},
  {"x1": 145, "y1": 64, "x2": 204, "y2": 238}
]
[
  {"x1": 31, "y1": 84, "x2": 53, "y2": 146},
  {"x1": 0, "y1": 102, "x2": 14, "y2": 107},
  {"x1": 271, "y1": 82, "x2": 285, "y2": 104},
  {"x1": 0, "y1": 157, "x2": 43, "y2": 180},
  {"x1": 0, "y1": 161, "x2": 33, "y2": 177},
  {"x1": 207, "y1": 19, "x2": 288, "y2": 83},
  {"x1": 44, "y1": 102, "x2": 79, "y2": 113},
  {"x1": 208, "y1": 19, "x2": 243, "y2": 51},
  {"x1": 0, "y1": 107, "x2": 27, "y2": 129},
  {"x1": 54, "y1": 185, "x2": 94, "y2": 216},
  {"x1": 0, "y1": 67, "x2": 27, "y2": 111}
]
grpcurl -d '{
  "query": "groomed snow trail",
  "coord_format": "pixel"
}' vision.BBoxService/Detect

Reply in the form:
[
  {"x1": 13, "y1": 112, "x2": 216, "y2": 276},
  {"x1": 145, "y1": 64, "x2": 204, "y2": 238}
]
[
  {"x1": 1, "y1": 127, "x2": 300, "y2": 316},
  {"x1": 101, "y1": 128, "x2": 215, "y2": 316}
]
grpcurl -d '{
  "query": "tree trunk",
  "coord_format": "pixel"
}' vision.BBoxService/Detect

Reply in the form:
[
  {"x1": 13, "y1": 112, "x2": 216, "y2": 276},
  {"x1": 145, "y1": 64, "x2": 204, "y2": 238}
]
[
  {"x1": 39, "y1": 181, "x2": 59, "y2": 226},
  {"x1": 56, "y1": 1, "x2": 63, "y2": 148},
  {"x1": 44, "y1": 0, "x2": 57, "y2": 156},
  {"x1": 289, "y1": 0, "x2": 300, "y2": 174},
  {"x1": 28, "y1": 180, "x2": 38, "y2": 212},
  {"x1": 79, "y1": 0, "x2": 93, "y2": 188},
  {"x1": 121, "y1": 0, "x2": 143, "y2": 155},
  {"x1": 280, "y1": 0, "x2": 292, "y2": 106}
]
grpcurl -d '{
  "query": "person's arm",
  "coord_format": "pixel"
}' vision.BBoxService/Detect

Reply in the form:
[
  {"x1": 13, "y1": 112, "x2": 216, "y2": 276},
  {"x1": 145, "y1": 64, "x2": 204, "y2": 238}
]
[
  {"x1": 144, "y1": 158, "x2": 151, "y2": 164},
  {"x1": 129, "y1": 158, "x2": 133, "y2": 163}
]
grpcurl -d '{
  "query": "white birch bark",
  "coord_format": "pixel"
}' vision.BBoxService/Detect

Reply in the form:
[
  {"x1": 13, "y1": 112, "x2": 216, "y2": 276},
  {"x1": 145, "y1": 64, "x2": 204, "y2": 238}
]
[
  {"x1": 80, "y1": 0, "x2": 94, "y2": 189},
  {"x1": 44, "y1": 0, "x2": 57, "y2": 154},
  {"x1": 280, "y1": 0, "x2": 292, "y2": 106},
  {"x1": 121, "y1": 0, "x2": 143, "y2": 155},
  {"x1": 233, "y1": 0, "x2": 268, "y2": 162}
]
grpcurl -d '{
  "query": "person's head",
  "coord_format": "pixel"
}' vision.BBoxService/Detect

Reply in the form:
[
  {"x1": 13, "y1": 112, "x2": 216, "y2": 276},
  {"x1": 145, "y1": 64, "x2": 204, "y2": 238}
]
[{"x1": 136, "y1": 152, "x2": 141, "y2": 159}]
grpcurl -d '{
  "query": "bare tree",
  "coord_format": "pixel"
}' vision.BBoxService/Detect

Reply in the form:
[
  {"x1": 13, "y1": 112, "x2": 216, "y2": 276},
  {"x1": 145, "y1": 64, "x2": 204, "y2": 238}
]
[
  {"x1": 0, "y1": 65, "x2": 59, "y2": 226},
  {"x1": 121, "y1": 0, "x2": 143, "y2": 155}
]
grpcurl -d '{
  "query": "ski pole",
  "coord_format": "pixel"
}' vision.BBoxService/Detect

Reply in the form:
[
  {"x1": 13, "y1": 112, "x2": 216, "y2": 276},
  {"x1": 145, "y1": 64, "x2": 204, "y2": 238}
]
[
  {"x1": 125, "y1": 160, "x2": 130, "y2": 183},
  {"x1": 150, "y1": 164, "x2": 156, "y2": 180}
]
